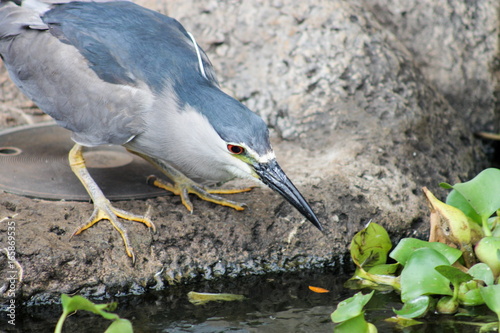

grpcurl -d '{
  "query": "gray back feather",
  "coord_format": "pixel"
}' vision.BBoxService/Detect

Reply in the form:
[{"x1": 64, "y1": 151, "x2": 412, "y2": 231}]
[{"x1": 42, "y1": 1, "x2": 219, "y2": 91}]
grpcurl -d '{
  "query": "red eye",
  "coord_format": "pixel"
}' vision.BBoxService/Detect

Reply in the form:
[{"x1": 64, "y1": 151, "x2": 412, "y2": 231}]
[{"x1": 227, "y1": 144, "x2": 244, "y2": 155}]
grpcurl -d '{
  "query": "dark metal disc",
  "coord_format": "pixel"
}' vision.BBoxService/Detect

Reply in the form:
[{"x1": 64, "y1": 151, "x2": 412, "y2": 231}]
[{"x1": 0, "y1": 123, "x2": 167, "y2": 201}]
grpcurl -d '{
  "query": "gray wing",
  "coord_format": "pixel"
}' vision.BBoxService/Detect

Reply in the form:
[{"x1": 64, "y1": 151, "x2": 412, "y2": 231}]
[
  {"x1": 41, "y1": 1, "x2": 219, "y2": 92},
  {"x1": 0, "y1": 1, "x2": 218, "y2": 146},
  {"x1": 0, "y1": 1, "x2": 149, "y2": 146}
]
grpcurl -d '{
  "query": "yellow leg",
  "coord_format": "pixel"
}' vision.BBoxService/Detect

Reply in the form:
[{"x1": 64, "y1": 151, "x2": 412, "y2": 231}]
[
  {"x1": 147, "y1": 175, "x2": 253, "y2": 212},
  {"x1": 69, "y1": 144, "x2": 155, "y2": 262},
  {"x1": 129, "y1": 151, "x2": 254, "y2": 213}
]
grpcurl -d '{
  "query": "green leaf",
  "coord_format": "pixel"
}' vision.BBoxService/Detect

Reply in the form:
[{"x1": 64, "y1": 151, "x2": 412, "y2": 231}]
[
  {"x1": 344, "y1": 275, "x2": 394, "y2": 291},
  {"x1": 448, "y1": 168, "x2": 500, "y2": 222},
  {"x1": 393, "y1": 296, "x2": 430, "y2": 319},
  {"x1": 458, "y1": 280, "x2": 484, "y2": 306},
  {"x1": 333, "y1": 314, "x2": 373, "y2": 333},
  {"x1": 446, "y1": 189, "x2": 483, "y2": 225},
  {"x1": 349, "y1": 266, "x2": 401, "y2": 291},
  {"x1": 367, "y1": 263, "x2": 399, "y2": 275},
  {"x1": 61, "y1": 294, "x2": 119, "y2": 320},
  {"x1": 385, "y1": 316, "x2": 423, "y2": 328},
  {"x1": 55, "y1": 295, "x2": 129, "y2": 333},
  {"x1": 492, "y1": 216, "x2": 500, "y2": 237},
  {"x1": 350, "y1": 222, "x2": 392, "y2": 269},
  {"x1": 331, "y1": 291, "x2": 374, "y2": 323},
  {"x1": 187, "y1": 292, "x2": 246, "y2": 305},
  {"x1": 439, "y1": 182, "x2": 453, "y2": 189},
  {"x1": 390, "y1": 238, "x2": 462, "y2": 266},
  {"x1": 105, "y1": 319, "x2": 134, "y2": 333},
  {"x1": 400, "y1": 248, "x2": 453, "y2": 302},
  {"x1": 479, "y1": 322, "x2": 500, "y2": 333},
  {"x1": 435, "y1": 265, "x2": 473, "y2": 285},
  {"x1": 468, "y1": 263, "x2": 495, "y2": 286},
  {"x1": 480, "y1": 285, "x2": 500, "y2": 319},
  {"x1": 475, "y1": 237, "x2": 500, "y2": 276}
]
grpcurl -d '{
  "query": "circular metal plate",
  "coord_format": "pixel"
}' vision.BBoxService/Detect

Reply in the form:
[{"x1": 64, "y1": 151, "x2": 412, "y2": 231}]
[{"x1": 0, "y1": 123, "x2": 166, "y2": 201}]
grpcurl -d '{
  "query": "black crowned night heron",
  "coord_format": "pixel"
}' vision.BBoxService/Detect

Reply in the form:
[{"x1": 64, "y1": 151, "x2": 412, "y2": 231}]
[{"x1": 0, "y1": 0, "x2": 322, "y2": 261}]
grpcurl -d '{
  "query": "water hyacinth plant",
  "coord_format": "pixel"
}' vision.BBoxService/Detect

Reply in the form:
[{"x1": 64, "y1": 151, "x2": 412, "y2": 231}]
[{"x1": 332, "y1": 168, "x2": 500, "y2": 331}]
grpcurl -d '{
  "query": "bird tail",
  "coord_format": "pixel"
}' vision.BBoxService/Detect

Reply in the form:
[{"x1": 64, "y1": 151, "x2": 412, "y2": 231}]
[
  {"x1": 0, "y1": 0, "x2": 130, "y2": 40},
  {"x1": 0, "y1": 0, "x2": 47, "y2": 39},
  {"x1": 0, "y1": 0, "x2": 22, "y2": 6}
]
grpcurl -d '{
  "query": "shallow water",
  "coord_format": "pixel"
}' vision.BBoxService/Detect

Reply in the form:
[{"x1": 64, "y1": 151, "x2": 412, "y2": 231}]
[{"x1": 4, "y1": 269, "x2": 496, "y2": 332}]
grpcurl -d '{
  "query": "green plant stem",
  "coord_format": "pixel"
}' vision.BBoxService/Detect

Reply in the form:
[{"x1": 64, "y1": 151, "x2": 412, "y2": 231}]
[
  {"x1": 54, "y1": 310, "x2": 69, "y2": 333},
  {"x1": 452, "y1": 282, "x2": 459, "y2": 303},
  {"x1": 356, "y1": 267, "x2": 401, "y2": 291},
  {"x1": 495, "y1": 311, "x2": 500, "y2": 332},
  {"x1": 482, "y1": 218, "x2": 492, "y2": 237}
]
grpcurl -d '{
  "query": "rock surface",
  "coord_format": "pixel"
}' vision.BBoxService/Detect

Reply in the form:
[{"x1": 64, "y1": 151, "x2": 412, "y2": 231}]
[
  {"x1": 364, "y1": 0, "x2": 498, "y2": 132},
  {"x1": 0, "y1": 0, "x2": 496, "y2": 304}
]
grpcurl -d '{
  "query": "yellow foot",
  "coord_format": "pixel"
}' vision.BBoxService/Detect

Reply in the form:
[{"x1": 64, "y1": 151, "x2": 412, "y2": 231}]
[
  {"x1": 71, "y1": 199, "x2": 155, "y2": 263},
  {"x1": 147, "y1": 175, "x2": 254, "y2": 212}
]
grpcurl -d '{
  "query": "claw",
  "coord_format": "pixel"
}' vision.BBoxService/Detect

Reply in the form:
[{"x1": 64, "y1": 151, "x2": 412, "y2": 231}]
[
  {"x1": 69, "y1": 143, "x2": 155, "y2": 262},
  {"x1": 70, "y1": 198, "x2": 155, "y2": 263},
  {"x1": 147, "y1": 175, "x2": 252, "y2": 212}
]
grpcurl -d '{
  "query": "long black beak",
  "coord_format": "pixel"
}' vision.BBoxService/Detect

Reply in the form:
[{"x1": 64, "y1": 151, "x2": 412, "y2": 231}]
[{"x1": 255, "y1": 159, "x2": 323, "y2": 231}]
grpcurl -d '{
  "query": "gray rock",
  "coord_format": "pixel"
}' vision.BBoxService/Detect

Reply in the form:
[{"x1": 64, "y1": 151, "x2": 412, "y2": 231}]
[{"x1": 364, "y1": 0, "x2": 499, "y2": 132}]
